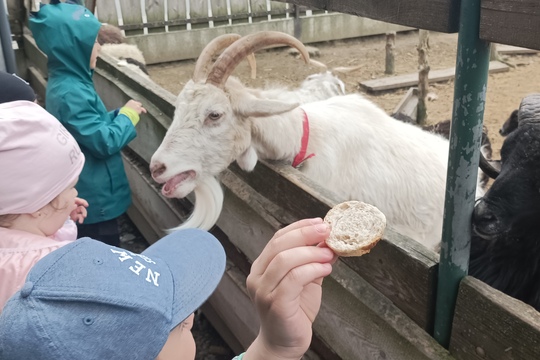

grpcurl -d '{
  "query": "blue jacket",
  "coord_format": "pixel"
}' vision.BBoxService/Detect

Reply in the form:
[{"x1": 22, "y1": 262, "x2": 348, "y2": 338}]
[{"x1": 29, "y1": 3, "x2": 137, "y2": 224}]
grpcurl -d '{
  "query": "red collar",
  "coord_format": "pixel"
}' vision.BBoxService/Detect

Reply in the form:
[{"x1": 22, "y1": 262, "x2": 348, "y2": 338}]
[{"x1": 292, "y1": 109, "x2": 315, "y2": 168}]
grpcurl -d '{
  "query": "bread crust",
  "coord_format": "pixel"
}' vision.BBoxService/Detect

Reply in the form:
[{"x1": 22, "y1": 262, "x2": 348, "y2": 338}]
[{"x1": 324, "y1": 201, "x2": 386, "y2": 257}]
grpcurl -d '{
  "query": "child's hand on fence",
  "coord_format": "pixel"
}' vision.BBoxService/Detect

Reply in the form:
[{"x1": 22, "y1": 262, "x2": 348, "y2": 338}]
[
  {"x1": 244, "y1": 218, "x2": 336, "y2": 360},
  {"x1": 124, "y1": 100, "x2": 147, "y2": 115},
  {"x1": 70, "y1": 197, "x2": 89, "y2": 224}
]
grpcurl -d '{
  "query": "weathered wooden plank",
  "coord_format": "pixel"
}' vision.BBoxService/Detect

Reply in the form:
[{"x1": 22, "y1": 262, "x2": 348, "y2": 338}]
[
  {"x1": 118, "y1": 0, "x2": 144, "y2": 32},
  {"x1": 229, "y1": 0, "x2": 250, "y2": 25},
  {"x1": 22, "y1": 32, "x2": 47, "y2": 80},
  {"x1": 392, "y1": 86, "x2": 418, "y2": 120},
  {"x1": 275, "y1": 0, "x2": 461, "y2": 33},
  {"x1": 26, "y1": 66, "x2": 47, "y2": 103},
  {"x1": 166, "y1": 0, "x2": 188, "y2": 31},
  {"x1": 189, "y1": 0, "x2": 210, "y2": 29},
  {"x1": 95, "y1": 0, "x2": 120, "y2": 26},
  {"x1": 480, "y1": 0, "x2": 540, "y2": 51},
  {"x1": 450, "y1": 276, "x2": 540, "y2": 360},
  {"x1": 360, "y1": 60, "x2": 509, "y2": 92},
  {"x1": 145, "y1": 0, "x2": 166, "y2": 33},
  {"x1": 202, "y1": 264, "x2": 259, "y2": 354},
  {"x1": 270, "y1": 0, "x2": 289, "y2": 20},
  {"x1": 210, "y1": 0, "x2": 230, "y2": 27}
]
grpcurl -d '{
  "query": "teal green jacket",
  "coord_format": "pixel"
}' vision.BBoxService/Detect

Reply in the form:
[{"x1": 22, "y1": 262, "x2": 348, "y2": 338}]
[{"x1": 29, "y1": 3, "x2": 137, "y2": 224}]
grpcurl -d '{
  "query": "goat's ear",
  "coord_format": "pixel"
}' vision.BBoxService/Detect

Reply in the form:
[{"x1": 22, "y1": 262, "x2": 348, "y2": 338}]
[
  {"x1": 236, "y1": 98, "x2": 299, "y2": 117},
  {"x1": 236, "y1": 146, "x2": 258, "y2": 171}
]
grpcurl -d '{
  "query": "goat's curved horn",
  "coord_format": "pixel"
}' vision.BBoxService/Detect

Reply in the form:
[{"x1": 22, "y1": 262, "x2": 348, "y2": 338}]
[
  {"x1": 193, "y1": 34, "x2": 242, "y2": 82},
  {"x1": 479, "y1": 152, "x2": 500, "y2": 179},
  {"x1": 517, "y1": 93, "x2": 540, "y2": 126},
  {"x1": 206, "y1": 31, "x2": 310, "y2": 88}
]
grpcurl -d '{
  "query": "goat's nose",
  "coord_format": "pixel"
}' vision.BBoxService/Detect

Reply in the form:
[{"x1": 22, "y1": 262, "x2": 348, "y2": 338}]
[
  {"x1": 150, "y1": 162, "x2": 167, "y2": 180},
  {"x1": 499, "y1": 128, "x2": 504, "y2": 135}
]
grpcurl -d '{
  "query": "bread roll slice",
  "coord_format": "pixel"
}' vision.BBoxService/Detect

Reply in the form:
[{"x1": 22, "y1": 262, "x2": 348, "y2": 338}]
[{"x1": 324, "y1": 201, "x2": 386, "y2": 257}]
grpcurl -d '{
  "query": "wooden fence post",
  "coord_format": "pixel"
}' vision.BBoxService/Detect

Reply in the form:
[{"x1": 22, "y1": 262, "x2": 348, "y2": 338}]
[
  {"x1": 385, "y1": 31, "x2": 396, "y2": 75},
  {"x1": 417, "y1": 29, "x2": 430, "y2": 125}
]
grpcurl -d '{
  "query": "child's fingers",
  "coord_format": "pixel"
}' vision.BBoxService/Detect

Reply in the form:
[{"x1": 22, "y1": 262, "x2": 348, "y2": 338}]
[
  {"x1": 272, "y1": 262, "x2": 333, "y2": 301},
  {"x1": 273, "y1": 218, "x2": 322, "y2": 239},
  {"x1": 250, "y1": 221, "x2": 330, "y2": 278},
  {"x1": 250, "y1": 245, "x2": 334, "y2": 297},
  {"x1": 75, "y1": 198, "x2": 89, "y2": 208}
]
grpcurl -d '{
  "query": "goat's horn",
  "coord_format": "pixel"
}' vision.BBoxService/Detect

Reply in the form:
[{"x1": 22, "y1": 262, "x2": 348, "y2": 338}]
[
  {"x1": 206, "y1": 31, "x2": 310, "y2": 88},
  {"x1": 479, "y1": 152, "x2": 500, "y2": 179},
  {"x1": 193, "y1": 34, "x2": 242, "y2": 82},
  {"x1": 517, "y1": 93, "x2": 540, "y2": 126}
]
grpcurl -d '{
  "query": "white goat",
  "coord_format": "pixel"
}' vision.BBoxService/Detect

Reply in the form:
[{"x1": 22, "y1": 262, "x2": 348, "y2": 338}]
[{"x1": 150, "y1": 32, "x2": 478, "y2": 252}]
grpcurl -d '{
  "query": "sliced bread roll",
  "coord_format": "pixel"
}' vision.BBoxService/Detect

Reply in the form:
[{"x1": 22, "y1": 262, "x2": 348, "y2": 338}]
[{"x1": 324, "y1": 201, "x2": 386, "y2": 257}]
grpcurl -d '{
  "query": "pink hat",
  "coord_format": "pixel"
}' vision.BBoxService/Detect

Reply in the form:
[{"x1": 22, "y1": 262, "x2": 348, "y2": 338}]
[{"x1": 0, "y1": 101, "x2": 85, "y2": 215}]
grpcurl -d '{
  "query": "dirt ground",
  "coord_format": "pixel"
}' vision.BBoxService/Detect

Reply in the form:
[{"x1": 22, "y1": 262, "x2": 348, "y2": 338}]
[{"x1": 147, "y1": 30, "x2": 540, "y2": 159}]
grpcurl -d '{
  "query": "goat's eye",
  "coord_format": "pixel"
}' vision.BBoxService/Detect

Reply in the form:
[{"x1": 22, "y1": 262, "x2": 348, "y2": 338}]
[{"x1": 208, "y1": 112, "x2": 222, "y2": 121}]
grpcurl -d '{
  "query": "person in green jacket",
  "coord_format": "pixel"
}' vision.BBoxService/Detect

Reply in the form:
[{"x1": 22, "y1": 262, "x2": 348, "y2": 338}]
[{"x1": 29, "y1": 2, "x2": 146, "y2": 246}]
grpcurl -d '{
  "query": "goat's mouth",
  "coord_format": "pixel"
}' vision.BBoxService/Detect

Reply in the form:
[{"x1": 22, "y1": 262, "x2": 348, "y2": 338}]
[{"x1": 161, "y1": 170, "x2": 197, "y2": 198}]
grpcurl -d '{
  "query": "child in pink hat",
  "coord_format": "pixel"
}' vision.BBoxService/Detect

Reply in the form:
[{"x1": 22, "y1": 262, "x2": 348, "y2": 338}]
[{"x1": 0, "y1": 100, "x2": 88, "y2": 311}]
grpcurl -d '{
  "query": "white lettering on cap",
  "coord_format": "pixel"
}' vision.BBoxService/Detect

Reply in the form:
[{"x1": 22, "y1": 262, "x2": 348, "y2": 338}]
[{"x1": 110, "y1": 249, "x2": 161, "y2": 287}]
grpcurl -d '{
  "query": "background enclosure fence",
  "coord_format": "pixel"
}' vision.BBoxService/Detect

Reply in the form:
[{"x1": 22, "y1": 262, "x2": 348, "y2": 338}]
[{"x1": 92, "y1": 0, "x2": 412, "y2": 64}]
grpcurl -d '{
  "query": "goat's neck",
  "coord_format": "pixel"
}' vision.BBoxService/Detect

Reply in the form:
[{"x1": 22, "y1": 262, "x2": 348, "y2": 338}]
[{"x1": 250, "y1": 108, "x2": 304, "y2": 162}]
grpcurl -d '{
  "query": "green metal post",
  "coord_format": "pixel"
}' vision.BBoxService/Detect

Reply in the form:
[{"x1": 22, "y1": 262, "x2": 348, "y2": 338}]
[{"x1": 433, "y1": 0, "x2": 491, "y2": 348}]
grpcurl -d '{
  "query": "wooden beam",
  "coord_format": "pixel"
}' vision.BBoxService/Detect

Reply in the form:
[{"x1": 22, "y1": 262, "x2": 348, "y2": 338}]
[
  {"x1": 275, "y1": 0, "x2": 461, "y2": 33},
  {"x1": 481, "y1": 0, "x2": 540, "y2": 51},
  {"x1": 450, "y1": 276, "x2": 540, "y2": 359},
  {"x1": 359, "y1": 60, "x2": 509, "y2": 92}
]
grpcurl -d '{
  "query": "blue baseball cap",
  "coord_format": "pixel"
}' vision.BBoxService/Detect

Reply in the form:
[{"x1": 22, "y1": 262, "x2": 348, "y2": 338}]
[{"x1": 0, "y1": 229, "x2": 226, "y2": 359}]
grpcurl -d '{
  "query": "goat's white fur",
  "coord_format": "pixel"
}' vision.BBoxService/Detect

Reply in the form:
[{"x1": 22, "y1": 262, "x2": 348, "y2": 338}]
[
  {"x1": 100, "y1": 44, "x2": 150, "y2": 80},
  {"x1": 151, "y1": 75, "x2": 482, "y2": 251},
  {"x1": 100, "y1": 43, "x2": 146, "y2": 64}
]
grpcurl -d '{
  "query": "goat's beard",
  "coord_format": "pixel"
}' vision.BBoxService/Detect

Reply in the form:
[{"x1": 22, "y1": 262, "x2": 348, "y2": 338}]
[{"x1": 168, "y1": 176, "x2": 224, "y2": 232}]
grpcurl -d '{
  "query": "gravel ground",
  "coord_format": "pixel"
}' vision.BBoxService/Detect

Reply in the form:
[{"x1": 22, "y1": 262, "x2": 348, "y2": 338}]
[{"x1": 118, "y1": 214, "x2": 235, "y2": 359}]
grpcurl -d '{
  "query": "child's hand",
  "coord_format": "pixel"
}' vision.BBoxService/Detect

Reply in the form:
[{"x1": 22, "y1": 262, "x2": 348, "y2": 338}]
[
  {"x1": 70, "y1": 197, "x2": 89, "y2": 224},
  {"x1": 124, "y1": 100, "x2": 147, "y2": 115},
  {"x1": 244, "y1": 218, "x2": 336, "y2": 360}
]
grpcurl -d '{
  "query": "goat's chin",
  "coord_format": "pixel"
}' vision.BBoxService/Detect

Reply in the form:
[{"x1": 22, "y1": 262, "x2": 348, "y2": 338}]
[{"x1": 167, "y1": 176, "x2": 224, "y2": 232}]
